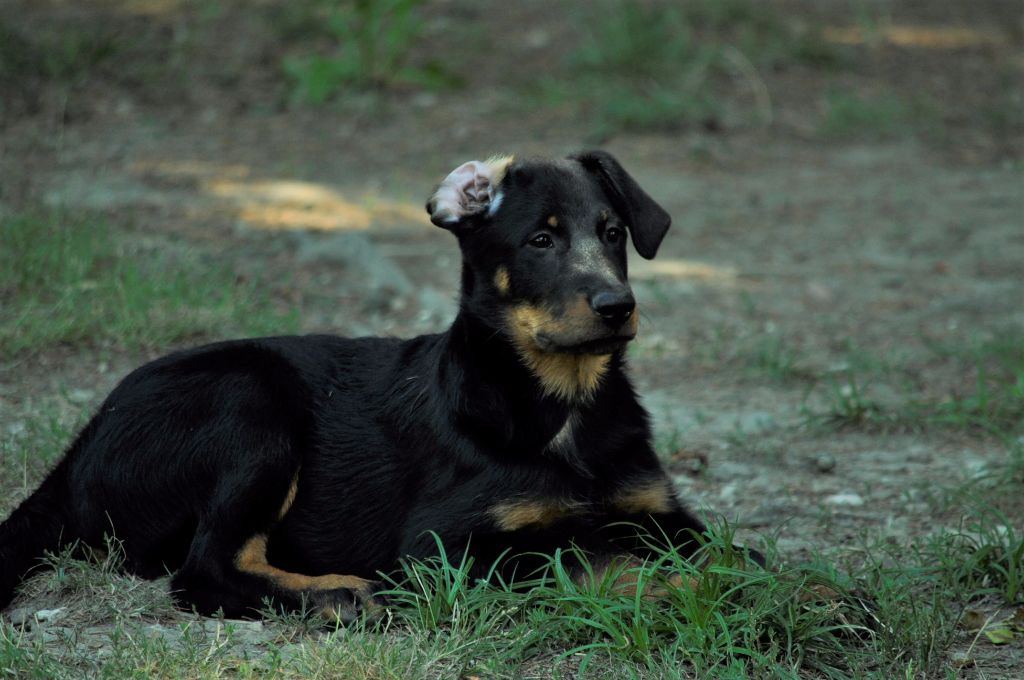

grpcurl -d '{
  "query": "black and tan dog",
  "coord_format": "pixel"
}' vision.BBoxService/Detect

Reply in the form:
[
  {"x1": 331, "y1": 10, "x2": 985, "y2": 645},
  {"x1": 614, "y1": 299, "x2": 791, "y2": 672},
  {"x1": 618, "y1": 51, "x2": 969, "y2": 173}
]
[{"x1": 0, "y1": 151, "x2": 756, "y2": 621}]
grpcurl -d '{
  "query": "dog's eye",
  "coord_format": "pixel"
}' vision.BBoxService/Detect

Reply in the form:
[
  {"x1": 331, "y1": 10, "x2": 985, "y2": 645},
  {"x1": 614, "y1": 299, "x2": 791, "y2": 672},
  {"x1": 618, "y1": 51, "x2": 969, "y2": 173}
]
[
  {"x1": 528, "y1": 233, "x2": 554, "y2": 249},
  {"x1": 605, "y1": 226, "x2": 624, "y2": 244}
]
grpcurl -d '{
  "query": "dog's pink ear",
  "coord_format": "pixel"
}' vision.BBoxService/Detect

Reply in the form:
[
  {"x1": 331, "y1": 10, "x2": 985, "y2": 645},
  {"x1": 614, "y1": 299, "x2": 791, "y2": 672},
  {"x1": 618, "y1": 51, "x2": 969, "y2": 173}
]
[
  {"x1": 426, "y1": 157, "x2": 512, "y2": 229},
  {"x1": 571, "y1": 150, "x2": 671, "y2": 259}
]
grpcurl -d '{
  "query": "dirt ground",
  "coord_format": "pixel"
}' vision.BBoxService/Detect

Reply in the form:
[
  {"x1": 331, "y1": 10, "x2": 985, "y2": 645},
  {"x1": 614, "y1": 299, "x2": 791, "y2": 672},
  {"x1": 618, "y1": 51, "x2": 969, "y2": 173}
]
[{"x1": 1, "y1": 0, "x2": 1023, "y2": 676}]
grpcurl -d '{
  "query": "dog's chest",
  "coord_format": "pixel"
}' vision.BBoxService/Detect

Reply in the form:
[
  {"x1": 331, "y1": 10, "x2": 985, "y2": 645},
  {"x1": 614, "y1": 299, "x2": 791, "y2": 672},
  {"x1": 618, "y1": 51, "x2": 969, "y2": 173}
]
[{"x1": 544, "y1": 410, "x2": 579, "y2": 456}]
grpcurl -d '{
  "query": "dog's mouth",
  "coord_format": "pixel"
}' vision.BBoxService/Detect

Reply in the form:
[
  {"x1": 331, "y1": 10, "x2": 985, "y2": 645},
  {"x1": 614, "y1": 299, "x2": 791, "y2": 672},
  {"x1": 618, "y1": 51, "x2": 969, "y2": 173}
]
[{"x1": 534, "y1": 332, "x2": 635, "y2": 355}]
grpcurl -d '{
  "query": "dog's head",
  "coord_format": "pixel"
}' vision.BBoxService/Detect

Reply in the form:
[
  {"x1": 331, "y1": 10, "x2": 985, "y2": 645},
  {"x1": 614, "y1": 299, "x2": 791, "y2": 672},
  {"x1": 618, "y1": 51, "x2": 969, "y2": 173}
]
[{"x1": 426, "y1": 151, "x2": 671, "y2": 398}]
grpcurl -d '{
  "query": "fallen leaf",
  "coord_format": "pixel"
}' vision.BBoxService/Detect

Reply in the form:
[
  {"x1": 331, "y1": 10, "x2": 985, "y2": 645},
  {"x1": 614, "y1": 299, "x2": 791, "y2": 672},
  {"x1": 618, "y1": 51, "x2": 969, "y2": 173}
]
[{"x1": 984, "y1": 627, "x2": 1016, "y2": 645}]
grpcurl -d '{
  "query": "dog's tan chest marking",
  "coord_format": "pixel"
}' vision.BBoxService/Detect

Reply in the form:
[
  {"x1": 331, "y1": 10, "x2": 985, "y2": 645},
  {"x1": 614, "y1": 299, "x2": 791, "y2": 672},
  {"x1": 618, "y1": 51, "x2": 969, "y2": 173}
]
[
  {"x1": 522, "y1": 351, "x2": 609, "y2": 402},
  {"x1": 612, "y1": 478, "x2": 675, "y2": 514},
  {"x1": 489, "y1": 498, "x2": 585, "y2": 531},
  {"x1": 505, "y1": 303, "x2": 610, "y2": 401}
]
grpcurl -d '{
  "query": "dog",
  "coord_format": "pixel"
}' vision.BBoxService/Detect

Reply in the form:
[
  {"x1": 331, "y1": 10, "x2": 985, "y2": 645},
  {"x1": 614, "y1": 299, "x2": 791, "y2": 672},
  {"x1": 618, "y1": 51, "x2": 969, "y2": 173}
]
[{"x1": 1, "y1": 151, "x2": 758, "y2": 621}]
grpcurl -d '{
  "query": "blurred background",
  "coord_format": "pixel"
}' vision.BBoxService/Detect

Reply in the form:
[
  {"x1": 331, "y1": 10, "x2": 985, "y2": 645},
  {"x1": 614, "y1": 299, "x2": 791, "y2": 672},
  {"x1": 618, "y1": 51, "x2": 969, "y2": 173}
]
[{"x1": 1, "y1": 0, "x2": 1023, "y2": 668}]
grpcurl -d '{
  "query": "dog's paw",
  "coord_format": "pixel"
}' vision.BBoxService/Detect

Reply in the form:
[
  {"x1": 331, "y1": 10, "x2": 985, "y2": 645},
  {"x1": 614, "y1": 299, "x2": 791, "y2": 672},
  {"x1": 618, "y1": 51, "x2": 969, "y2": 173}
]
[{"x1": 312, "y1": 582, "x2": 386, "y2": 625}]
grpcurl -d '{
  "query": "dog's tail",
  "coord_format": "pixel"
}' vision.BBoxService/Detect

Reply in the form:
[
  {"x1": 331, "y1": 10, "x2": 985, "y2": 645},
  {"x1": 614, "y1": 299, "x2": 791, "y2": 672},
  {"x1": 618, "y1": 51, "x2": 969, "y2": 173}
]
[{"x1": 0, "y1": 459, "x2": 74, "y2": 609}]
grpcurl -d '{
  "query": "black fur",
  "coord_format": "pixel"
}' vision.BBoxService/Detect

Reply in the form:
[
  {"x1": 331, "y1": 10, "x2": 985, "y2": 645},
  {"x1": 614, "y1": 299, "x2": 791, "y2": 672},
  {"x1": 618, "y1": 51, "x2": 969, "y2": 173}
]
[{"x1": 1, "y1": 152, "x2": 756, "y2": 619}]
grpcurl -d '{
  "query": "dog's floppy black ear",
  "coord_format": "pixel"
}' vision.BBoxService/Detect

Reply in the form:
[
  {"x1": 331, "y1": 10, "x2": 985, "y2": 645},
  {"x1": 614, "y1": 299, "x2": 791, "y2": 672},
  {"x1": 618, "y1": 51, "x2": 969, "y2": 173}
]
[
  {"x1": 426, "y1": 156, "x2": 514, "y2": 231},
  {"x1": 571, "y1": 150, "x2": 671, "y2": 260}
]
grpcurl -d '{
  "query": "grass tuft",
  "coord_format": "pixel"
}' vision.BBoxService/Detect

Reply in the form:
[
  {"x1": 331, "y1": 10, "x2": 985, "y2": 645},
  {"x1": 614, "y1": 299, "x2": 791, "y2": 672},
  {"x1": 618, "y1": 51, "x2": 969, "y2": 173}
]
[
  {"x1": 2, "y1": 507, "x2": 1022, "y2": 676},
  {"x1": 536, "y1": 0, "x2": 843, "y2": 137},
  {"x1": 280, "y1": 0, "x2": 457, "y2": 105},
  {"x1": 819, "y1": 90, "x2": 939, "y2": 140},
  {"x1": 0, "y1": 211, "x2": 297, "y2": 358},
  {"x1": 802, "y1": 329, "x2": 1024, "y2": 439}
]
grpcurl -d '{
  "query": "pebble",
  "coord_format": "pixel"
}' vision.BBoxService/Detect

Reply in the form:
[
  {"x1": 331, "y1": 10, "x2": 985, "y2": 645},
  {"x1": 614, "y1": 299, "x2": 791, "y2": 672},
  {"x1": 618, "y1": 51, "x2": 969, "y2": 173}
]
[
  {"x1": 718, "y1": 482, "x2": 738, "y2": 502},
  {"x1": 40, "y1": 627, "x2": 71, "y2": 643},
  {"x1": 814, "y1": 453, "x2": 836, "y2": 473},
  {"x1": 34, "y1": 607, "x2": 66, "y2": 623},
  {"x1": 825, "y1": 492, "x2": 865, "y2": 507},
  {"x1": 5, "y1": 607, "x2": 33, "y2": 628},
  {"x1": 67, "y1": 389, "x2": 95, "y2": 404},
  {"x1": 671, "y1": 474, "x2": 695, "y2": 488}
]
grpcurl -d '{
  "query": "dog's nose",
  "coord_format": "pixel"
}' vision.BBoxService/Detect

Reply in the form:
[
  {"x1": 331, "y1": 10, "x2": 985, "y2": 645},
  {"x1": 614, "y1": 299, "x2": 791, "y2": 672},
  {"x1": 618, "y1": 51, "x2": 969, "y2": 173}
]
[{"x1": 590, "y1": 290, "x2": 636, "y2": 326}]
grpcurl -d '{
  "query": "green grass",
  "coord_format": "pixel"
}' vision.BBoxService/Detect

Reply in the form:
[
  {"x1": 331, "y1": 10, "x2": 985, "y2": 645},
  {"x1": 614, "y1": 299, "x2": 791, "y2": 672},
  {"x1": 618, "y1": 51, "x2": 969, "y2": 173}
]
[
  {"x1": 0, "y1": 20, "x2": 118, "y2": 86},
  {"x1": 0, "y1": 405, "x2": 80, "y2": 510},
  {"x1": 0, "y1": 211, "x2": 297, "y2": 357},
  {"x1": 4, "y1": 508, "x2": 1022, "y2": 678},
  {"x1": 3, "y1": 392, "x2": 1022, "y2": 676},
  {"x1": 819, "y1": 90, "x2": 940, "y2": 140},
  {"x1": 533, "y1": 0, "x2": 843, "y2": 137},
  {"x1": 802, "y1": 329, "x2": 1024, "y2": 439},
  {"x1": 280, "y1": 0, "x2": 456, "y2": 105},
  {"x1": 0, "y1": 18, "x2": 120, "y2": 118},
  {"x1": 740, "y1": 335, "x2": 814, "y2": 384}
]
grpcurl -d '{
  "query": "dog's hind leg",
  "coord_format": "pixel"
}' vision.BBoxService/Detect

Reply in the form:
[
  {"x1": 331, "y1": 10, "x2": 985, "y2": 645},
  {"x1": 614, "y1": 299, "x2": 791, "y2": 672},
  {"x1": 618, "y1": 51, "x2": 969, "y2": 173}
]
[{"x1": 169, "y1": 461, "x2": 378, "y2": 621}]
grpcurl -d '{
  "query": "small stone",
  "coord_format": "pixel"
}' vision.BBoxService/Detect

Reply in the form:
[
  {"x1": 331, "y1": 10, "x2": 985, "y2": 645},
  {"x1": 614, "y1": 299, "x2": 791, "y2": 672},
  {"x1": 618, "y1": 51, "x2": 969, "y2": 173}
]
[
  {"x1": 412, "y1": 92, "x2": 437, "y2": 108},
  {"x1": 67, "y1": 389, "x2": 95, "y2": 404},
  {"x1": 41, "y1": 626, "x2": 71, "y2": 643},
  {"x1": 825, "y1": 492, "x2": 864, "y2": 506},
  {"x1": 6, "y1": 607, "x2": 33, "y2": 628},
  {"x1": 814, "y1": 453, "x2": 836, "y2": 473},
  {"x1": 949, "y1": 651, "x2": 974, "y2": 668},
  {"x1": 671, "y1": 474, "x2": 695, "y2": 488},
  {"x1": 34, "y1": 607, "x2": 65, "y2": 623}
]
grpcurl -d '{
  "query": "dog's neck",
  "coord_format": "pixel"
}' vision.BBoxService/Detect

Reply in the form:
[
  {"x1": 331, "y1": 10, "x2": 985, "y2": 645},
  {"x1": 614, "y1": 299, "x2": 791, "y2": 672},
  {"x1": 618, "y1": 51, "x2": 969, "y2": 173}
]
[{"x1": 440, "y1": 311, "x2": 619, "y2": 457}]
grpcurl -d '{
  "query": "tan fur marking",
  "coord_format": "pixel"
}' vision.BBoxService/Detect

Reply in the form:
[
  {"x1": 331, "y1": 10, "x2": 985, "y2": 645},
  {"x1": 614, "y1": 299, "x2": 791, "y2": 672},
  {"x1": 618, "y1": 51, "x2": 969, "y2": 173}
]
[
  {"x1": 587, "y1": 556, "x2": 696, "y2": 599},
  {"x1": 235, "y1": 535, "x2": 372, "y2": 592},
  {"x1": 485, "y1": 154, "x2": 515, "y2": 186},
  {"x1": 506, "y1": 303, "x2": 611, "y2": 401},
  {"x1": 490, "y1": 498, "x2": 584, "y2": 531},
  {"x1": 494, "y1": 266, "x2": 511, "y2": 296},
  {"x1": 547, "y1": 215, "x2": 559, "y2": 228},
  {"x1": 277, "y1": 475, "x2": 299, "y2": 520},
  {"x1": 613, "y1": 478, "x2": 674, "y2": 514},
  {"x1": 526, "y1": 352, "x2": 609, "y2": 402}
]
